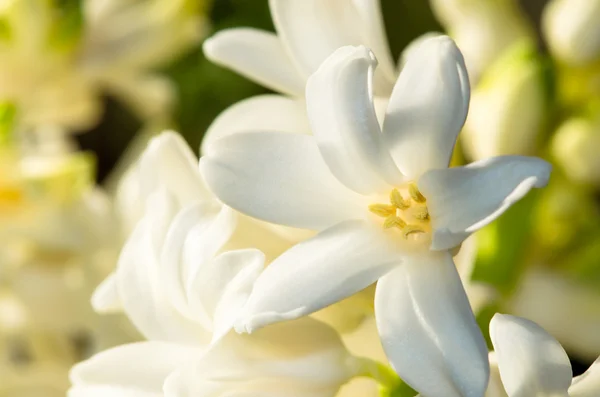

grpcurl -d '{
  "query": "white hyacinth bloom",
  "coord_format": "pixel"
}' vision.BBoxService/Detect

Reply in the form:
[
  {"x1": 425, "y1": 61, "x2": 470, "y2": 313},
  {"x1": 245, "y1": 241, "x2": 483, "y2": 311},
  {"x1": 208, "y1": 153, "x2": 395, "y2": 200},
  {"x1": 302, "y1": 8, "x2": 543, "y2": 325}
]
[
  {"x1": 72, "y1": 132, "x2": 359, "y2": 397},
  {"x1": 201, "y1": 36, "x2": 551, "y2": 397},
  {"x1": 201, "y1": 0, "x2": 396, "y2": 150},
  {"x1": 489, "y1": 314, "x2": 600, "y2": 397},
  {"x1": 92, "y1": 131, "x2": 293, "y2": 314}
]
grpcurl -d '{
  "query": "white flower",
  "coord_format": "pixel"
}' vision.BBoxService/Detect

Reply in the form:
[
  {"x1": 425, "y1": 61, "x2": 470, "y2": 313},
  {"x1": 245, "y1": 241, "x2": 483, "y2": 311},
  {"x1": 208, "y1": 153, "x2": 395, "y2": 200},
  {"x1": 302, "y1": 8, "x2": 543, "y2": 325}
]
[
  {"x1": 201, "y1": 36, "x2": 552, "y2": 397},
  {"x1": 71, "y1": 133, "x2": 361, "y2": 396},
  {"x1": 543, "y1": 0, "x2": 600, "y2": 66},
  {"x1": 489, "y1": 313, "x2": 600, "y2": 397},
  {"x1": 201, "y1": 0, "x2": 396, "y2": 150},
  {"x1": 0, "y1": 0, "x2": 204, "y2": 132},
  {"x1": 92, "y1": 131, "x2": 294, "y2": 314}
]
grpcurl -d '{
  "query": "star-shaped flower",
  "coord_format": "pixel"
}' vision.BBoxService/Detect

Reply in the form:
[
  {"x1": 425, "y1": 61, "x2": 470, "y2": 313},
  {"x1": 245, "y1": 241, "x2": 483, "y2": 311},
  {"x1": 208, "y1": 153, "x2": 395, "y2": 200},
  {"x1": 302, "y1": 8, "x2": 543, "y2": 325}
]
[{"x1": 201, "y1": 36, "x2": 552, "y2": 397}]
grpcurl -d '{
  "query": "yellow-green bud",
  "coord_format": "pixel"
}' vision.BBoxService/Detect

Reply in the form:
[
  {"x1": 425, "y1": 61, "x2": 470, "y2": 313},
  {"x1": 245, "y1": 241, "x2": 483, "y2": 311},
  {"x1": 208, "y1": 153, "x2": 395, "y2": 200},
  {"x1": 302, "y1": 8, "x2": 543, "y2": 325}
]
[
  {"x1": 552, "y1": 116, "x2": 600, "y2": 185},
  {"x1": 543, "y1": 0, "x2": 600, "y2": 66},
  {"x1": 462, "y1": 41, "x2": 548, "y2": 160},
  {"x1": 430, "y1": 0, "x2": 532, "y2": 81}
]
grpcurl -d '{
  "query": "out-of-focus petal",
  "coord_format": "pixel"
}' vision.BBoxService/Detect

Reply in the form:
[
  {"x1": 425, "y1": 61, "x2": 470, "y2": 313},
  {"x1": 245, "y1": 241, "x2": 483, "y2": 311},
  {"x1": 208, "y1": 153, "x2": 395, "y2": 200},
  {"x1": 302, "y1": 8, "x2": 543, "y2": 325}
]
[
  {"x1": 236, "y1": 220, "x2": 401, "y2": 334},
  {"x1": 203, "y1": 28, "x2": 304, "y2": 96},
  {"x1": 187, "y1": 249, "x2": 265, "y2": 342},
  {"x1": 306, "y1": 46, "x2": 404, "y2": 195},
  {"x1": 70, "y1": 341, "x2": 197, "y2": 395},
  {"x1": 200, "y1": 132, "x2": 366, "y2": 231},
  {"x1": 164, "y1": 317, "x2": 356, "y2": 397},
  {"x1": 382, "y1": 36, "x2": 470, "y2": 179},
  {"x1": 159, "y1": 203, "x2": 236, "y2": 329},
  {"x1": 490, "y1": 314, "x2": 572, "y2": 397},
  {"x1": 91, "y1": 273, "x2": 122, "y2": 314},
  {"x1": 201, "y1": 94, "x2": 310, "y2": 153},
  {"x1": 570, "y1": 357, "x2": 600, "y2": 397},
  {"x1": 139, "y1": 131, "x2": 211, "y2": 207},
  {"x1": 375, "y1": 251, "x2": 489, "y2": 397},
  {"x1": 269, "y1": 0, "x2": 395, "y2": 93},
  {"x1": 418, "y1": 155, "x2": 551, "y2": 251}
]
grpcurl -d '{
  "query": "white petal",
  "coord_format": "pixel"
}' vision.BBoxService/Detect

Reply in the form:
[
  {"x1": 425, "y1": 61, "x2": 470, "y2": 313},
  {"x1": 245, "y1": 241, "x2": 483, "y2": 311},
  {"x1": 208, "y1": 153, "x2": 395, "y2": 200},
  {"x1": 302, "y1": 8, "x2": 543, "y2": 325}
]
[
  {"x1": 91, "y1": 273, "x2": 123, "y2": 314},
  {"x1": 236, "y1": 220, "x2": 401, "y2": 333},
  {"x1": 382, "y1": 35, "x2": 470, "y2": 179},
  {"x1": 201, "y1": 94, "x2": 310, "y2": 153},
  {"x1": 570, "y1": 357, "x2": 600, "y2": 397},
  {"x1": 70, "y1": 341, "x2": 197, "y2": 393},
  {"x1": 139, "y1": 131, "x2": 211, "y2": 207},
  {"x1": 203, "y1": 28, "x2": 304, "y2": 96},
  {"x1": 490, "y1": 314, "x2": 572, "y2": 397},
  {"x1": 200, "y1": 132, "x2": 366, "y2": 231},
  {"x1": 418, "y1": 156, "x2": 552, "y2": 251},
  {"x1": 375, "y1": 251, "x2": 489, "y2": 397},
  {"x1": 164, "y1": 317, "x2": 355, "y2": 396},
  {"x1": 186, "y1": 249, "x2": 266, "y2": 342},
  {"x1": 160, "y1": 203, "x2": 237, "y2": 329},
  {"x1": 117, "y1": 202, "x2": 212, "y2": 344},
  {"x1": 306, "y1": 46, "x2": 404, "y2": 194},
  {"x1": 269, "y1": 0, "x2": 395, "y2": 93}
]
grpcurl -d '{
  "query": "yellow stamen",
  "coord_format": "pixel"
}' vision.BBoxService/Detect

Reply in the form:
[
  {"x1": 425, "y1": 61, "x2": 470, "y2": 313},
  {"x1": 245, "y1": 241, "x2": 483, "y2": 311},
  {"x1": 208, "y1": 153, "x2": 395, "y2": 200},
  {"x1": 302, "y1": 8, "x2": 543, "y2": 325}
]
[
  {"x1": 402, "y1": 224, "x2": 426, "y2": 239},
  {"x1": 383, "y1": 215, "x2": 406, "y2": 229},
  {"x1": 369, "y1": 204, "x2": 396, "y2": 218},
  {"x1": 409, "y1": 183, "x2": 426, "y2": 203},
  {"x1": 390, "y1": 188, "x2": 409, "y2": 209},
  {"x1": 413, "y1": 207, "x2": 429, "y2": 221}
]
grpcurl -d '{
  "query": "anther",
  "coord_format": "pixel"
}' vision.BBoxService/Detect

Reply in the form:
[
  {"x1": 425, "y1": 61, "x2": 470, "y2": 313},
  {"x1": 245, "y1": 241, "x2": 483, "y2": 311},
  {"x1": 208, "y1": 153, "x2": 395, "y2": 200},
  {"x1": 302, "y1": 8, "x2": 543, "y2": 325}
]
[
  {"x1": 369, "y1": 204, "x2": 396, "y2": 218},
  {"x1": 383, "y1": 215, "x2": 406, "y2": 229},
  {"x1": 408, "y1": 183, "x2": 426, "y2": 203},
  {"x1": 390, "y1": 188, "x2": 409, "y2": 209},
  {"x1": 413, "y1": 207, "x2": 429, "y2": 221},
  {"x1": 402, "y1": 224, "x2": 426, "y2": 239}
]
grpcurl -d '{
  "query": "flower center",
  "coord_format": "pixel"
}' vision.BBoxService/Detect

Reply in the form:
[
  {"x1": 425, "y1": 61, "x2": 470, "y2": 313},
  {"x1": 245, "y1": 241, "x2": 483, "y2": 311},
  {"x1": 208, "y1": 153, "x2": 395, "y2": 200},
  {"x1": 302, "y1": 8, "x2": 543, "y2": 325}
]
[{"x1": 368, "y1": 183, "x2": 431, "y2": 241}]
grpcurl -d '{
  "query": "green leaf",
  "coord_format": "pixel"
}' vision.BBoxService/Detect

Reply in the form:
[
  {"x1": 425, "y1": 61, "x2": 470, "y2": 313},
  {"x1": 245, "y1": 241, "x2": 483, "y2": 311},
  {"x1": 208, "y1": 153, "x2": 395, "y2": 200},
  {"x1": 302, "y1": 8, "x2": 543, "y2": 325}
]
[{"x1": 471, "y1": 190, "x2": 540, "y2": 295}]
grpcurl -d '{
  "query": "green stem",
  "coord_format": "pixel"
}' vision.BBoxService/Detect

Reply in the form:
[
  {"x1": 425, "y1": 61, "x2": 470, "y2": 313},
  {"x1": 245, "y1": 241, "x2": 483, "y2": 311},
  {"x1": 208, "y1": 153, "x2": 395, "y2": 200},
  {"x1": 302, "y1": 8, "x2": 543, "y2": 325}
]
[{"x1": 357, "y1": 357, "x2": 401, "y2": 390}]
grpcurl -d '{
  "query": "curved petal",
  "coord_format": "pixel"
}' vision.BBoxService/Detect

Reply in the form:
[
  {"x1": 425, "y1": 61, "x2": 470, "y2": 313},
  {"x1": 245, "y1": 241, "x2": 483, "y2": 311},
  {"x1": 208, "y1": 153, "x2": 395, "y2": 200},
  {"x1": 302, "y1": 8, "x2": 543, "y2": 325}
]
[
  {"x1": 201, "y1": 94, "x2": 310, "y2": 153},
  {"x1": 68, "y1": 385, "x2": 161, "y2": 397},
  {"x1": 200, "y1": 132, "x2": 366, "y2": 231},
  {"x1": 570, "y1": 357, "x2": 600, "y2": 397},
  {"x1": 382, "y1": 35, "x2": 470, "y2": 179},
  {"x1": 164, "y1": 317, "x2": 355, "y2": 397},
  {"x1": 235, "y1": 220, "x2": 401, "y2": 334},
  {"x1": 70, "y1": 341, "x2": 197, "y2": 393},
  {"x1": 203, "y1": 28, "x2": 304, "y2": 96},
  {"x1": 186, "y1": 249, "x2": 266, "y2": 342},
  {"x1": 306, "y1": 46, "x2": 404, "y2": 195},
  {"x1": 490, "y1": 314, "x2": 572, "y2": 397},
  {"x1": 418, "y1": 155, "x2": 552, "y2": 251},
  {"x1": 117, "y1": 198, "x2": 212, "y2": 344},
  {"x1": 159, "y1": 203, "x2": 236, "y2": 328},
  {"x1": 139, "y1": 131, "x2": 211, "y2": 207},
  {"x1": 91, "y1": 273, "x2": 122, "y2": 314},
  {"x1": 269, "y1": 0, "x2": 395, "y2": 93},
  {"x1": 375, "y1": 251, "x2": 489, "y2": 397}
]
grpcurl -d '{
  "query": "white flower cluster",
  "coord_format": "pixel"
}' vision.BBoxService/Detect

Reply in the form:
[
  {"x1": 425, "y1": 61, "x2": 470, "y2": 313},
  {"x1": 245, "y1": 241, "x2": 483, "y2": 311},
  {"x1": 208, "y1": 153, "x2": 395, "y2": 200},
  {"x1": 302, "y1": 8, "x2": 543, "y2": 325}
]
[{"x1": 69, "y1": 1, "x2": 600, "y2": 397}]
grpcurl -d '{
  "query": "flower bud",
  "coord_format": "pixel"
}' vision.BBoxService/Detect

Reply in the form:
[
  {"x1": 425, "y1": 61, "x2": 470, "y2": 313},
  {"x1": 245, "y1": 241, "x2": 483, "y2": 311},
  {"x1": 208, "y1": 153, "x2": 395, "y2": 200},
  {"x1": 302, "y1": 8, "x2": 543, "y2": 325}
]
[
  {"x1": 552, "y1": 116, "x2": 600, "y2": 185},
  {"x1": 430, "y1": 0, "x2": 532, "y2": 81},
  {"x1": 462, "y1": 41, "x2": 548, "y2": 160},
  {"x1": 543, "y1": 0, "x2": 600, "y2": 66}
]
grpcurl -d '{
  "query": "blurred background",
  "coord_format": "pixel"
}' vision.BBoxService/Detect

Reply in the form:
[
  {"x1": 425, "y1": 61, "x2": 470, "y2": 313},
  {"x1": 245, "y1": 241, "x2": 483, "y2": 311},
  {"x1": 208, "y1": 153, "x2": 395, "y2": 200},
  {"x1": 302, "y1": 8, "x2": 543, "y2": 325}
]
[{"x1": 2, "y1": 0, "x2": 600, "y2": 395}]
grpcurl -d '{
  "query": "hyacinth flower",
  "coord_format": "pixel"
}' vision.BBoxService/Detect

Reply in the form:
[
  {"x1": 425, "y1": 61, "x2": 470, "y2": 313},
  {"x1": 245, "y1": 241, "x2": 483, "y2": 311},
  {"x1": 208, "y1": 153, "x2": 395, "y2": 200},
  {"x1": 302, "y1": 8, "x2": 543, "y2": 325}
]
[{"x1": 201, "y1": 36, "x2": 552, "y2": 396}]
